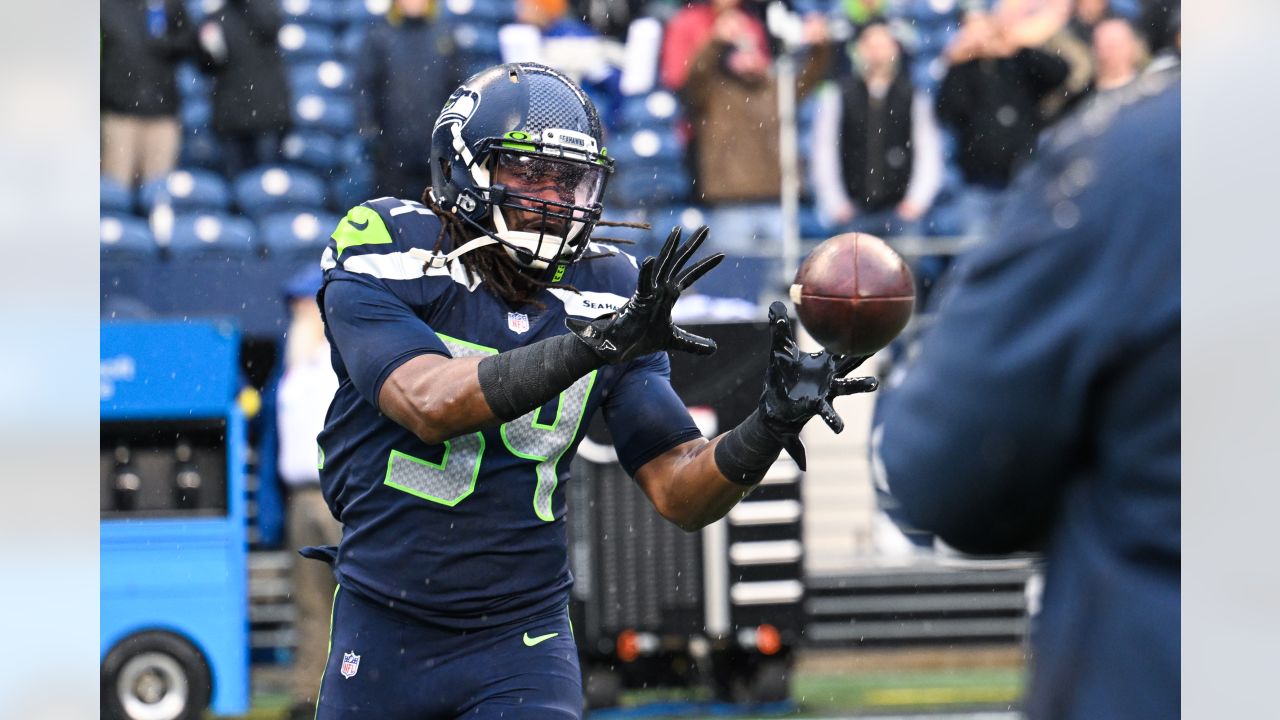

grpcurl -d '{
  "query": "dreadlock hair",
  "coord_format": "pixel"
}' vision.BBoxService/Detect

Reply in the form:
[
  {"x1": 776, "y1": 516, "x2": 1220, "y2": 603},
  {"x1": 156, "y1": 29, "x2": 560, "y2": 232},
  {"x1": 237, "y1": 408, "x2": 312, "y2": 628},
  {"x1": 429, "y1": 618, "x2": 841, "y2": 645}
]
[{"x1": 422, "y1": 188, "x2": 649, "y2": 309}]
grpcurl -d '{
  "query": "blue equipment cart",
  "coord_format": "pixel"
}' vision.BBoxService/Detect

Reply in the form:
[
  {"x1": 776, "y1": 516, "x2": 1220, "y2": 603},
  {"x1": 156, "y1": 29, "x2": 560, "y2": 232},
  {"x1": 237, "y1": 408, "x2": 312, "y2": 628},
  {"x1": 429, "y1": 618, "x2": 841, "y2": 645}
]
[{"x1": 101, "y1": 320, "x2": 250, "y2": 719}]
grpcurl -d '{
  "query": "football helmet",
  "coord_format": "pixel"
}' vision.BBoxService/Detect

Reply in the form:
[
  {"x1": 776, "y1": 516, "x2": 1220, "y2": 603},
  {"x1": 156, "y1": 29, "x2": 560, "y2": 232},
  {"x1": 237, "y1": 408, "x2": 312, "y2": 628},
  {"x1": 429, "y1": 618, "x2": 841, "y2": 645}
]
[{"x1": 429, "y1": 63, "x2": 614, "y2": 270}]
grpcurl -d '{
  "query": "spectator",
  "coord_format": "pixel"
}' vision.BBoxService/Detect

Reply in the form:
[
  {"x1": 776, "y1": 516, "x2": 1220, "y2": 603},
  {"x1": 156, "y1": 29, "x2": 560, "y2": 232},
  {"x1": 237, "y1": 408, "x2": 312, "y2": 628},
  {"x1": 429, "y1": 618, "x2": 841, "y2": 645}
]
[
  {"x1": 1068, "y1": 0, "x2": 1112, "y2": 44},
  {"x1": 572, "y1": 0, "x2": 661, "y2": 41},
  {"x1": 101, "y1": 0, "x2": 197, "y2": 188},
  {"x1": 197, "y1": 0, "x2": 292, "y2": 179},
  {"x1": 356, "y1": 0, "x2": 462, "y2": 201},
  {"x1": 275, "y1": 267, "x2": 342, "y2": 720},
  {"x1": 996, "y1": 0, "x2": 1095, "y2": 123},
  {"x1": 516, "y1": 0, "x2": 624, "y2": 131},
  {"x1": 659, "y1": 0, "x2": 769, "y2": 93},
  {"x1": 935, "y1": 10, "x2": 1068, "y2": 239},
  {"x1": 874, "y1": 63, "x2": 1180, "y2": 720},
  {"x1": 680, "y1": 12, "x2": 831, "y2": 256},
  {"x1": 810, "y1": 21, "x2": 944, "y2": 237},
  {"x1": 1091, "y1": 17, "x2": 1146, "y2": 92}
]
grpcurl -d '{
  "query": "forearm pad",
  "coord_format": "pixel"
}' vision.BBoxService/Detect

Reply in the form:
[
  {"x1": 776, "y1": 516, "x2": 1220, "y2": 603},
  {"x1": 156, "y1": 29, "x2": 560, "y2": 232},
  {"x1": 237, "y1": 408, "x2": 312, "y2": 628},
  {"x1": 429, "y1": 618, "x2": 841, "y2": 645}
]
[
  {"x1": 477, "y1": 332, "x2": 605, "y2": 422},
  {"x1": 714, "y1": 409, "x2": 787, "y2": 486}
]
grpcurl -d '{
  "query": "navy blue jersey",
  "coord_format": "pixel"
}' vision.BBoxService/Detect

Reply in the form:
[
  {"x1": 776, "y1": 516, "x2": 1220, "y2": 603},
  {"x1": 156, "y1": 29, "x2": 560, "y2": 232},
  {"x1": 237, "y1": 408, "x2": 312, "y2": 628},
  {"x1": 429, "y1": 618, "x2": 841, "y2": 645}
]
[{"x1": 315, "y1": 197, "x2": 703, "y2": 629}]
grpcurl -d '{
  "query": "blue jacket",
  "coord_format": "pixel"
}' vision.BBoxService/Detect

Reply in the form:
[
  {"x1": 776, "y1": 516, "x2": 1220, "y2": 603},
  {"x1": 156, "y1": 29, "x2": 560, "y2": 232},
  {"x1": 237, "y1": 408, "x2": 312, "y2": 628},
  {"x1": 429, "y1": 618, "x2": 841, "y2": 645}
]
[{"x1": 875, "y1": 68, "x2": 1180, "y2": 720}]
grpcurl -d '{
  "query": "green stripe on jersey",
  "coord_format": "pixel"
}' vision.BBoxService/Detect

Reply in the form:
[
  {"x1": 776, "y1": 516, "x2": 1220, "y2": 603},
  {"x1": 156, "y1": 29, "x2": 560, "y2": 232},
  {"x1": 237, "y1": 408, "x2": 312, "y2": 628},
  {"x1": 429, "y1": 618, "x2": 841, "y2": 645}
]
[{"x1": 334, "y1": 206, "x2": 393, "y2": 258}]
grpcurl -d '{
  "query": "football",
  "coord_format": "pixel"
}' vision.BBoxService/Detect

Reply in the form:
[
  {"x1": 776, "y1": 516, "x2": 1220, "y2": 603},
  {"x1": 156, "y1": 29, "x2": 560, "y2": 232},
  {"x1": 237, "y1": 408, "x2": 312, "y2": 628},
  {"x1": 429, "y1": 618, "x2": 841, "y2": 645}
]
[{"x1": 790, "y1": 233, "x2": 916, "y2": 357}]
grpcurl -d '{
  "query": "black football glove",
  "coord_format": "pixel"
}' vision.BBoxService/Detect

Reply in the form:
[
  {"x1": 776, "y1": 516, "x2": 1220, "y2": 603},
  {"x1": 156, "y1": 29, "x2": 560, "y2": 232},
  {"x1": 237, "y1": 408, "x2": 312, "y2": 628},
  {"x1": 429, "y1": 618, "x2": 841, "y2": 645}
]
[
  {"x1": 759, "y1": 301, "x2": 879, "y2": 469},
  {"x1": 566, "y1": 226, "x2": 724, "y2": 363}
]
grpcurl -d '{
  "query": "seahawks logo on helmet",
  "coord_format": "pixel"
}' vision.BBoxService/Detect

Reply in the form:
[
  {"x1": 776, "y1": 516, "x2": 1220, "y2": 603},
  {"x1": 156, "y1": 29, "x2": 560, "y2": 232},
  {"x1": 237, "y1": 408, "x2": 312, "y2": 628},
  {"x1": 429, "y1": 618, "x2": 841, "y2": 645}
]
[{"x1": 434, "y1": 88, "x2": 481, "y2": 132}]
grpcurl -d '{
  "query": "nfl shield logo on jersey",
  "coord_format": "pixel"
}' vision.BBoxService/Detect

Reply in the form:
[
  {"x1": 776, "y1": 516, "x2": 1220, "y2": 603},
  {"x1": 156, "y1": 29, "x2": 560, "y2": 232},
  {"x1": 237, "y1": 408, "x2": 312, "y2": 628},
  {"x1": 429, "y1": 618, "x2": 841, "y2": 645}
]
[
  {"x1": 341, "y1": 651, "x2": 361, "y2": 679},
  {"x1": 508, "y1": 312, "x2": 530, "y2": 334}
]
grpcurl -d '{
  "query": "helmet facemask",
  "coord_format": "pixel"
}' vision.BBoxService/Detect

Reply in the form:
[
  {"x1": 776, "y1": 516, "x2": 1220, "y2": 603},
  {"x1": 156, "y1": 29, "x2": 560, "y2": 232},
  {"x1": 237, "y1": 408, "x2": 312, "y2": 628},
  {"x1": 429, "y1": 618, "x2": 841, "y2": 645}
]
[{"x1": 484, "y1": 150, "x2": 607, "y2": 268}]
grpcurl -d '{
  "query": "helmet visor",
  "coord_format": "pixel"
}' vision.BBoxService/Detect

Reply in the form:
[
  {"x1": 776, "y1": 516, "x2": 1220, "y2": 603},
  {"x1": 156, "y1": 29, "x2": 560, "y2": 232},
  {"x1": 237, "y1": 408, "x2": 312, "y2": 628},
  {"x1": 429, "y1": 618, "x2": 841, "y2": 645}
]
[{"x1": 492, "y1": 151, "x2": 607, "y2": 221}]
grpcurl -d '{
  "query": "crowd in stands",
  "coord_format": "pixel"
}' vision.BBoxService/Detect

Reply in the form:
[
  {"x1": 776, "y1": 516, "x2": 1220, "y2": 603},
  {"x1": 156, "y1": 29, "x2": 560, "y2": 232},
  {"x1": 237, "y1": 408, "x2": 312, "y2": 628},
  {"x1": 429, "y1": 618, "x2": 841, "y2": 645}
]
[{"x1": 100, "y1": 0, "x2": 1177, "y2": 326}]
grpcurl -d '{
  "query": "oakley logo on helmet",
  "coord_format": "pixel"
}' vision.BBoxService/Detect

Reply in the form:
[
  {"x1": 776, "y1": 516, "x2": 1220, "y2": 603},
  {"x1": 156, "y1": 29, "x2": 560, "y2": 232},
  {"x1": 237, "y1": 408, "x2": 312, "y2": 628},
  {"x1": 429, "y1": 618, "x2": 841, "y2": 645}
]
[{"x1": 434, "y1": 88, "x2": 481, "y2": 132}]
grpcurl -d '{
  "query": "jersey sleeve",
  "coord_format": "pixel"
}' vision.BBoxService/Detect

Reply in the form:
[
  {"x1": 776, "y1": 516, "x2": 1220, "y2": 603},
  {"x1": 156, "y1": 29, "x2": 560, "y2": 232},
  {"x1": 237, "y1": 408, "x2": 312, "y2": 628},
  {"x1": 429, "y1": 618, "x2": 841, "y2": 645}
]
[
  {"x1": 321, "y1": 274, "x2": 450, "y2": 408},
  {"x1": 318, "y1": 199, "x2": 454, "y2": 408},
  {"x1": 602, "y1": 351, "x2": 704, "y2": 477}
]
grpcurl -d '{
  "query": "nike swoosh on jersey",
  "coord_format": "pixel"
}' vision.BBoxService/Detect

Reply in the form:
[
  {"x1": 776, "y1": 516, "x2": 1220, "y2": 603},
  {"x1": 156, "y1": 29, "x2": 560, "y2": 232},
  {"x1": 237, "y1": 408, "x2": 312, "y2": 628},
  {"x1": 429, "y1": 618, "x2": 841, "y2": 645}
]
[
  {"x1": 523, "y1": 631, "x2": 559, "y2": 647},
  {"x1": 348, "y1": 218, "x2": 370, "y2": 231}
]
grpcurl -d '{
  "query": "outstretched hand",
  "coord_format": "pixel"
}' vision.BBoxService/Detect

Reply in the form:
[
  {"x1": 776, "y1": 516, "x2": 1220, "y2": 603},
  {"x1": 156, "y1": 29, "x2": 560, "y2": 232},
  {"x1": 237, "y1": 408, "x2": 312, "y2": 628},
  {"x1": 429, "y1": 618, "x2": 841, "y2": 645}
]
[
  {"x1": 566, "y1": 226, "x2": 724, "y2": 363},
  {"x1": 760, "y1": 301, "x2": 879, "y2": 469}
]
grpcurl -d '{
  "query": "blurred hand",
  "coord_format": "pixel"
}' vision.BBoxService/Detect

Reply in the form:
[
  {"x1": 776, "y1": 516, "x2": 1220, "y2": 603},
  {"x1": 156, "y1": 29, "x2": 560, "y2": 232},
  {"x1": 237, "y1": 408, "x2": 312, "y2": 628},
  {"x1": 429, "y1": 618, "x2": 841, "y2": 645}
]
[
  {"x1": 830, "y1": 201, "x2": 856, "y2": 227},
  {"x1": 896, "y1": 199, "x2": 926, "y2": 222},
  {"x1": 944, "y1": 32, "x2": 981, "y2": 64}
]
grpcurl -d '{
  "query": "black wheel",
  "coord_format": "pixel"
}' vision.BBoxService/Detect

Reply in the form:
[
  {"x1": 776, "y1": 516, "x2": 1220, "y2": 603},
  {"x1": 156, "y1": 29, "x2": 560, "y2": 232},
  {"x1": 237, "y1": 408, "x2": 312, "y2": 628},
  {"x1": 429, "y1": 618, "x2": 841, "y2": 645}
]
[
  {"x1": 101, "y1": 631, "x2": 212, "y2": 720},
  {"x1": 749, "y1": 658, "x2": 790, "y2": 704},
  {"x1": 583, "y1": 665, "x2": 623, "y2": 709}
]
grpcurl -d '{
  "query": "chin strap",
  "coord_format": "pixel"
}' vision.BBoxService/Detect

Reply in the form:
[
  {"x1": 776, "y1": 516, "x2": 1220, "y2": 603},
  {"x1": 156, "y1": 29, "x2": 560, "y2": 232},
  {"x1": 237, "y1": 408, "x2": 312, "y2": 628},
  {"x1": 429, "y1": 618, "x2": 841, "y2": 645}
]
[{"x1": 410, "y1": 235, "x2": 500, "y2": 269}]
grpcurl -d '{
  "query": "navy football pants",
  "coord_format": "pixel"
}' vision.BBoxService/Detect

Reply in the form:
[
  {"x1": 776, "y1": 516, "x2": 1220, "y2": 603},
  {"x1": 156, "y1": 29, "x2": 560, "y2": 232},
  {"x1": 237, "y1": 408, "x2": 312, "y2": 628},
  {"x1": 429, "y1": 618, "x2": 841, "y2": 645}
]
[{"x1": 315, "y1": 587, "x2": 583, "y2": 719}]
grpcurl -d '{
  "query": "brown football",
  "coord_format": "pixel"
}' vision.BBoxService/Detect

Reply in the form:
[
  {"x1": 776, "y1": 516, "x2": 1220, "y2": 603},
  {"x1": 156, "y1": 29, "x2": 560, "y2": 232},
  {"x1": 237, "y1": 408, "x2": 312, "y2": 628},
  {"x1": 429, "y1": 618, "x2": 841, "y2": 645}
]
[{"x1": 790, "y1": 233, "x2": 915, "y2": 356}]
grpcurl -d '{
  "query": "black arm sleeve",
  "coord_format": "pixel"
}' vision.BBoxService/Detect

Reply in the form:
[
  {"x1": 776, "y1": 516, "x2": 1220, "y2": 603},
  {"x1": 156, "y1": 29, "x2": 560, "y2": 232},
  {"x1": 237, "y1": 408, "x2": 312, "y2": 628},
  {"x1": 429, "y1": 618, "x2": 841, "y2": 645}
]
[{"x1": 477, "y1": 332, "x2": 605, "y2": 422}]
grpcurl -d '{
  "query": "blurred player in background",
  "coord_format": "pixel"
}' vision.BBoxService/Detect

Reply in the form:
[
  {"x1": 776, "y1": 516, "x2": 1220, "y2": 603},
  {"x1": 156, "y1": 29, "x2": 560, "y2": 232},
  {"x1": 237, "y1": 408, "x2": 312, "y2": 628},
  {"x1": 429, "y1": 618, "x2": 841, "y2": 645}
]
[
  {"x1": 305, "y1": 63, "x2": 877, "y2": 718},
  {"x1": 874, "y1": 49, "x2": 1180, "y2": 720}
]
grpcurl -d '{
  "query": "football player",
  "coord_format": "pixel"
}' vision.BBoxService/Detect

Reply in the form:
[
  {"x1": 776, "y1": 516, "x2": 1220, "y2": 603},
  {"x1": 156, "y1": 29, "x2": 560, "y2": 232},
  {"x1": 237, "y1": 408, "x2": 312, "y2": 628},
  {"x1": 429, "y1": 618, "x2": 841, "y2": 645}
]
[{"x1": 307, "y1": 63, "x2": 877, "y2": 719}]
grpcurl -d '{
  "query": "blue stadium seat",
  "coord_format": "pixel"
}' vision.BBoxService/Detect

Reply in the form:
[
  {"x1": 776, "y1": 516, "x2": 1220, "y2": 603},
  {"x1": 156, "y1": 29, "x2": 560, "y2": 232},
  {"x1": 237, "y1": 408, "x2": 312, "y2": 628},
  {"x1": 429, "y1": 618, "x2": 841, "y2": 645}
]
[
  {"x1": 179, "y1": 97, "x2": 212, "y2": 130},
  {"x1": 899, "y1": 0, "x2": 961, "y2": 24},
  {"x1": 441, "y1": 0, "x2": 515, "y2": 24},
  {"x1": 592, "y1": 208, "x2": 654, "y2": 255},
  {"x1": 291, "y1": 93, "x2": 357, "y2": 135},
  {"x1": 165, "y1": 212, "x2": 258, "y2": 257},
  {"x1": 180, "y1": 127, "x2": 224, "y2": 171},
  {"x1": 260, "y1": 210, "x2": 341, "y2": 263},
  {"x1": 101, "y1": 175, "x2": 135, "y2": 215},
  {"x1": 138, "y1": 168, "x2": 233, "y2": 213},
  {"x1": 339, "y1": 23, "x2": 368, "y2": 59},
  {"x1": 797, "y1": 203, "x2": 829, "y2": 241},
  {"x1": 911, "y1": 56, "x2": 947, "y2": 95},
  {"x1": 645, "y1": 204, "x2": 709, "y2": 238},
  {"x1": 288, "y1": 59, "x2": 356, "y2": 96},
  {"x1": 234, "y1": 165, "x2": 329, "y2": 218},
  {"x1": 328, "y1": 162, "x2": 376, "y2": 211},
  {"x1": 451, "y1": 21, "x2": 502, "y2": 57},
  {"x1": 689, "y1": 254, "x2": 771, "y2": 304},
  {"x1": 100, "y1": 214, "x2": 158, "y2": 258},
  {"x1": 618, "y1": 91, "x2": 682, "y2": 131},
  {"x1": 337, "y1": 135, "x2": 372, "y2": 168},
  {"x1": 175, "y1": 61, "x2": 211, "y2": 101},
  {"x1": 278, "y1": 22, "x2": 339, "y2": 63},
  {"x1": 282, "y1": 131, "x2": 341, "y2": 173},
  {"x1": 914, "y1": 26, "x2": 953, "y2": 58},
  {"x1": 280, "y1": 0, "x2": 342, "y2": 26},
  {"x1": 606, "y1": 128, "x2": 683, "y2": 165},
  {"x1": 339, "y1": 0, "x2": 390, "y2": 26}
]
